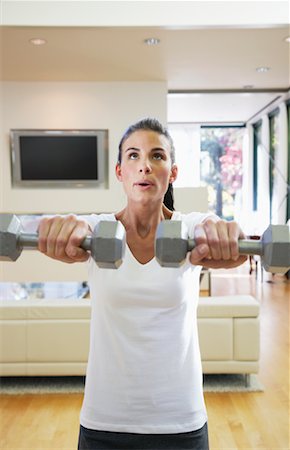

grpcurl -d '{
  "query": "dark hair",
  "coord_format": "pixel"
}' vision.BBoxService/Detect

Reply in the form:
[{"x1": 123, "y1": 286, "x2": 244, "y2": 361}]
[
  {"x1": 118, "y1": 117, "x2": 175, "y2": 210},
  {"x1": 118, "y1": 117, "x2": 175, "y2": 164},
  {"x1": 163, "y1": 183, "x2": 175, "y2": 211}
]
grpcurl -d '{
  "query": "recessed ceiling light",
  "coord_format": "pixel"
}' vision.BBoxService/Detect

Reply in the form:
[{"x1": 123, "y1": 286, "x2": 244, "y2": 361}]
[
  {"x1": 29, "y1": 38, "x2": 47, "y2": 46},
  {"x1": 144, "y1": 38, "x2": 160, "y2": 46},
  {"x1": 256, "y1": 66, "x2": 270, "y2": 73},
  {"x1": 284, "y1": 36, "x2": 290, "y2": 43}
]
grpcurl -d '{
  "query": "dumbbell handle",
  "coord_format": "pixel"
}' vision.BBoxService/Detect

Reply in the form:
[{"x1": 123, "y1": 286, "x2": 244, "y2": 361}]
[
  {"x1": 187, "y1": 238, "x2": 263, "y2": 256},
  {"x1": 19, "y1": 232, "x2": 264, "y2": 256},
  {"x1": 18, "y1": 233, "x2": 92, "y2": 252}
]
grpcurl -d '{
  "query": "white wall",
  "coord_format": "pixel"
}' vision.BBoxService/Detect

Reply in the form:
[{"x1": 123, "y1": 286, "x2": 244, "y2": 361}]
[
  {"x1": 0, "y1": 81, "x2": 167, "y2": 281},
  {"x1": 1, "y1": 81, "x2": 167, "y2": 214},
  {"x1": 0, "y1": 83, "x2": 4, "y2": 213},
  {"x1": 0, "y1": 81, "x2": 208, "y2": 282}
]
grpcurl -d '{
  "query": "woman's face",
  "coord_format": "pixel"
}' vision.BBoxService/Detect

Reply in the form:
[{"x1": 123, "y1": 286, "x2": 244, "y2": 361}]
[{"x1": 115, "y1": 130, "x2": 178, "y2": 205}]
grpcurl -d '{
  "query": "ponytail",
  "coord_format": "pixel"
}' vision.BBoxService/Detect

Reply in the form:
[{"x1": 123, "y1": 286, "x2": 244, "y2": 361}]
[{"x1": 163, "y1": 183, "x2": 175, "y2": 211}]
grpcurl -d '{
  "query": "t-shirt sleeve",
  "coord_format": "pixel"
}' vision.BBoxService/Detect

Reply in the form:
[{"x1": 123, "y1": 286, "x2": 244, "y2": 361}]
[
  {"x1": 79, "y1": 214, "x2": 102, "y2": 232},
  {"x1": 79, "y1": 213, "x2": 116, "y2": 232},
  {"x1": 183, "y1": 211, "x2": 218, "y2": 239}
]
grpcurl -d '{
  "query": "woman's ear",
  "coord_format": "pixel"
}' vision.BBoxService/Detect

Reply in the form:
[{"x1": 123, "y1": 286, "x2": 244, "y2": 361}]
[
  {"x1": 115, "y1": 163, "x2": 122, "y2": 181},
  {"x1": 169, "y1": 164, "x2": 178, "y2": 184}
]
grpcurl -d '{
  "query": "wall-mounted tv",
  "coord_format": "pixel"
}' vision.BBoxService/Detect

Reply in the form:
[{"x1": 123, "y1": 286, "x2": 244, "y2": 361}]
[{"x1": 10, "y1": 129, "x2": 108, "y2": 188}]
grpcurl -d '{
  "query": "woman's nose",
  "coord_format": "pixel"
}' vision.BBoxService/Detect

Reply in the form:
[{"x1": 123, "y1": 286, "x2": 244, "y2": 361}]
[{"x1": 139, "y1": 160, "x2": 152, "y2": 173}]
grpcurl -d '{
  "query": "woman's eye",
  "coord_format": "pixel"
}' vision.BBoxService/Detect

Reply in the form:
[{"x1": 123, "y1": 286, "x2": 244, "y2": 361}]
[
  {"x1": 128, "y1": 152, "x2": 139, "y2": 160},
  {"x1": 153, "y1": 153, "x2": 164, "y2": 160}
]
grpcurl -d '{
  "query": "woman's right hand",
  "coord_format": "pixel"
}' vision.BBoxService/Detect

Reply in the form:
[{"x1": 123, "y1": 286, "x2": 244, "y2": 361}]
[{"x1": 37, "y1": 214, "x2": 91, "y2": 263}]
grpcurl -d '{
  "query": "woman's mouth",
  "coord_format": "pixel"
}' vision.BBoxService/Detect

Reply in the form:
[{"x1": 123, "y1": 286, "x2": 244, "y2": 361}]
[{"x1": 134, "y1": 181, "x2": 154, "y2": 189}]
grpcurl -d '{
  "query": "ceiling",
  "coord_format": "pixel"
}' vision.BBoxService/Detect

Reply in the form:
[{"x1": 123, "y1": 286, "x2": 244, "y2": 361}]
[
  {"x1": 0, "y1": 24, "x2": 289, "y2": 122},
  {"x1": 1, "y1": 26, "x2": 289, "y2": 89}
]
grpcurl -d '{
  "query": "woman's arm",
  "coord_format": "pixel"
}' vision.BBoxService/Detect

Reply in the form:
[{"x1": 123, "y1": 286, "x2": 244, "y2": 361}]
[
  {"x1": 37, "y1": 214, "x2": 91, "y2": 263},
  {"x1": 189, "y1": 217, "x2": 248, "y2": 269}
]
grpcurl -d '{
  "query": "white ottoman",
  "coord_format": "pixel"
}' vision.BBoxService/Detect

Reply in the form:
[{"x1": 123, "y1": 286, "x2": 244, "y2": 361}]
[{"x1": 198, "y1": 295, "x2": 260, "y2": 375}]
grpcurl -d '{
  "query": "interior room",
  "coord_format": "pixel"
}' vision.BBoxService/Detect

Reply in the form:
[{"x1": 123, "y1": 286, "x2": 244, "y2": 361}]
[{"x1": 0, "y1": 1, "x2": 289, "y2": 449}]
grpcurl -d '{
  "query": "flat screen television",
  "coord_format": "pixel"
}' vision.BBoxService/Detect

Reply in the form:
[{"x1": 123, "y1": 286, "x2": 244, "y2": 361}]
[{"x1": 10, "y1": 129, "x2": 108, "y2": 188}]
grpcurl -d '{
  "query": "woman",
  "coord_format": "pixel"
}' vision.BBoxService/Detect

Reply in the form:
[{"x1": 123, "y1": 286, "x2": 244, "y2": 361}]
[{"x1": 38, "y1": 118, "x2": 247, "y2": 450}]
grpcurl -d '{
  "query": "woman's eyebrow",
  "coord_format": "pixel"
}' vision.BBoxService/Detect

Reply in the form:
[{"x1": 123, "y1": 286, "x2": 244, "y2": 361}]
[
  {"x1": 125, "y1": 147, "x2": 166, "y2": 153},
  {"x1": 125, "y1": 147, "x2": 140, "y2": 153},
  {"x1": 151, "y1": 147, "x2": 166, "y2": 152}
]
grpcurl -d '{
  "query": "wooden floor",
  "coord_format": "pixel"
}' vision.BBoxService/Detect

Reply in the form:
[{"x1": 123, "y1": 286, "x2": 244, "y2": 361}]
[
  {"x1": 205, "y1": 266, "x2": 289, "y2": 450},
  {"x1": 0, "y1": 264, "x2": 289, "y2": 450}
]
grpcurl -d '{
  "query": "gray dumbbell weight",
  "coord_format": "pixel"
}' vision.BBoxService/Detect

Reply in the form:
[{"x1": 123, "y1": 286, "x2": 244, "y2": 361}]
[
  {"x1": 155, "y1": 220, "x2": 290, "y2": 274},
  {"x1": 0, "y1": 214, "x2": 126, "y2": 269}
]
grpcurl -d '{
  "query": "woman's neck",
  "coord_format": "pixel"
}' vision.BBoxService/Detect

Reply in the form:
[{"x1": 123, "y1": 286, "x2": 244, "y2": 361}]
[{"x1": 116, "y1": 201, "x2": 173, "y2": 238}]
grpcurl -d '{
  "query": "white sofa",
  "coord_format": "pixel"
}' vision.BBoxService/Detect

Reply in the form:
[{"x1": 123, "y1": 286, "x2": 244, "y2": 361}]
[{"x1": 0, "y1": 295, "x2": 260, "y2": 376}]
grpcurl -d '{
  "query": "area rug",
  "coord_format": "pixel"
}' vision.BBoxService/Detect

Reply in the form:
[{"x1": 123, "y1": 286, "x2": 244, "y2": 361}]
[
  {"x1": 0, "y1": 374, "x2": 264, "y2": 395},
  {"x1": 203, "y1": 374, "x2": 264, "y2": 392}
]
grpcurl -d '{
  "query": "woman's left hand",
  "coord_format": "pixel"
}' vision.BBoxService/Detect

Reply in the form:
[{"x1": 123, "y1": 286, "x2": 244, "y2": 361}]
[{"x1": 189, "y1": 218, "x2": 248, "y2": 269}]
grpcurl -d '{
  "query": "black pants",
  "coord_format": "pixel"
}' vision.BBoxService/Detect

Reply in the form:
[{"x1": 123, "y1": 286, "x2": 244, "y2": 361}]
[{"x1": 78, "y1": 422, "x2": 209, "y2": 450}]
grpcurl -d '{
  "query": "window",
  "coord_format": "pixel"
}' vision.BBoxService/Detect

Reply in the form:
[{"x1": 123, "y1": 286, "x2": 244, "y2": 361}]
[
  {"x1": 269, "y1": 108, "x2": 280, "y2": 221},
  {"x1": 168, "y1": 124, "x2": 245, "y2": 220},
  {"x1": 252, "y1": 121, "x2": 262, "y2": 211},
  {"x1": 200, "y1": 126, "x2": 244, "y2": 220},
  {"x1": 167, "y1": 124, "x2": 200, "y2": 187},
  {"x1": 287, "y1": 101, "x2": 290, "y2": 221}
]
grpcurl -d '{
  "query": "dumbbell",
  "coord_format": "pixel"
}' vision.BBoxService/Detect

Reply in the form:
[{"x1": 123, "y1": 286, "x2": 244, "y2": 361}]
[
  {"x1": 155, "y1": 220, "x2": 290, "y2": 274},
  {"x1": 0, "y1": 214, "x2": 126, "y2": 269}
]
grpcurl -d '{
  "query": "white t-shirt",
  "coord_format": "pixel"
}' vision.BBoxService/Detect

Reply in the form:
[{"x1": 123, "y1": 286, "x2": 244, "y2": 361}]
[{"x1": 80, "y1": 211, "x2": 209, "y2": 434}]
